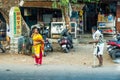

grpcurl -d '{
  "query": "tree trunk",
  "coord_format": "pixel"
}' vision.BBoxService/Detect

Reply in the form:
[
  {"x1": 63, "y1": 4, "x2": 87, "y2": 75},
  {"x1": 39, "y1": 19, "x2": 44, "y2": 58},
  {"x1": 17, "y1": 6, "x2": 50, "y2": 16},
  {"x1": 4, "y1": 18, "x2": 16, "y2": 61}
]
[{"x1": 63, "y1": 7, "x2": 71, "y2": 32}]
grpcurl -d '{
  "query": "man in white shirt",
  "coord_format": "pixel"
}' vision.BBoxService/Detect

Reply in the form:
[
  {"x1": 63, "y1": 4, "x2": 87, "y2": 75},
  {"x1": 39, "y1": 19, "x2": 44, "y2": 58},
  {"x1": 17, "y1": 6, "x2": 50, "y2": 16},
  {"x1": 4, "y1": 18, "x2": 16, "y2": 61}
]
[{"x1": 89, "y1": 26, "x2": 104, "y2": 67}]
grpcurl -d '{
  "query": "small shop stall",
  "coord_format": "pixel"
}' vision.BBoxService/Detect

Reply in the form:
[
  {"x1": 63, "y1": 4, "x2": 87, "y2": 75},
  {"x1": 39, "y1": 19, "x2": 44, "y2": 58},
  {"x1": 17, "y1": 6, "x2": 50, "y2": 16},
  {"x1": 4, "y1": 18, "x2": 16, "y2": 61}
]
[
  {"x1": 97, "y1": 2, "x2": 117, "y2": 35},
  {"x1": 97, "y1": 13, "x2": 116, "y2": 35}
]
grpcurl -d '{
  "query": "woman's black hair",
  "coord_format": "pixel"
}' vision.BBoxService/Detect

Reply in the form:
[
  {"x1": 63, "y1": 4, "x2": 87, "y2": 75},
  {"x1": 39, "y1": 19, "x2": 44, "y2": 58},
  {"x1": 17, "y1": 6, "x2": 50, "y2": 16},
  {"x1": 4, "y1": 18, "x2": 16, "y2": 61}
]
[
  {"x1": 29, "y1": 26, "x2": 40, "y2": 37},
  {"x1": 32, "y1": 26, "x2": 40, "y2": 33},
  {"x1": 92, "y1": 26, "x2": 97, "y2": 31}
]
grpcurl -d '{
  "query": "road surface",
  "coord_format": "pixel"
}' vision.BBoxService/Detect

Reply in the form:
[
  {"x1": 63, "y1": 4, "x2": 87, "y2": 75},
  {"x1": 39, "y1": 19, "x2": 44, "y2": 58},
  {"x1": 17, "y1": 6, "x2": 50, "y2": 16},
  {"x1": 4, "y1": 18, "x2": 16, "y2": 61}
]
[{"x1": 0, "y1": 63, "x2": 120, "y2": 80}]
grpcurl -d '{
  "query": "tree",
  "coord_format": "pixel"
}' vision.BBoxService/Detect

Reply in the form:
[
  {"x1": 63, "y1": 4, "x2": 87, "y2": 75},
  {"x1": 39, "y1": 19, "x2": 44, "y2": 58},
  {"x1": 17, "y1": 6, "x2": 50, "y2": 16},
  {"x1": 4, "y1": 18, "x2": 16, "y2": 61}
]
[
  {"x1": 52, "y1": 0, "x2": 77, "y2": 30},
  {"x1": 52, "y1": 0, "x2": 100, "y2": 30},
  {"x1": 83, "y1": 0, "x2": 99, "y2": 2}
]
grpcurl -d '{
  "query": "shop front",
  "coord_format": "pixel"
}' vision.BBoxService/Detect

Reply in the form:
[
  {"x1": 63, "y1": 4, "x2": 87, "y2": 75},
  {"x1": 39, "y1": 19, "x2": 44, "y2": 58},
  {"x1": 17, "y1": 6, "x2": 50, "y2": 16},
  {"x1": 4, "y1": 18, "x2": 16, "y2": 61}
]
[
  {"x1": 83, "y1": 1, "x2": 117, "y2": 34},
  {"x1": 20, "y1": 0, "x2": 118, "y2": 36},
  {"x1": 0, "y1": 7, "x2": 8, "y2": 41},
  {"x1": 19, "y1": 1, "x2": 63, "y2": 38},
  {"x1": 20, "y1": 7, "x2": 62, "y2": 28}
]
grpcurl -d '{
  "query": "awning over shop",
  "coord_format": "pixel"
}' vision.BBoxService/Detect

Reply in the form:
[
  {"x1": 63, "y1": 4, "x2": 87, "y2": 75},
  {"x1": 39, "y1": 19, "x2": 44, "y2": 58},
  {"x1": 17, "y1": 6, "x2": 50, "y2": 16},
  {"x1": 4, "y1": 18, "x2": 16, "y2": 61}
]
[{"x1": 23, "y1": 1, "x2": 53, "y2": 8}]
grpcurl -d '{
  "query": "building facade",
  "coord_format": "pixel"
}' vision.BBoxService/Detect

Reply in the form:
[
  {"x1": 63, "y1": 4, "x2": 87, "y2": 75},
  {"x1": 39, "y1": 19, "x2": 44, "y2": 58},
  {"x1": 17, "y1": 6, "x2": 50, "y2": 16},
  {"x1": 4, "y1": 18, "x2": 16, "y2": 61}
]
[
  {"x1": 0, "y1": 0, "x2": 120, "y2": 33},
  {"x1": 0, "y1": 0, "x2": 20, "y2": 23}
]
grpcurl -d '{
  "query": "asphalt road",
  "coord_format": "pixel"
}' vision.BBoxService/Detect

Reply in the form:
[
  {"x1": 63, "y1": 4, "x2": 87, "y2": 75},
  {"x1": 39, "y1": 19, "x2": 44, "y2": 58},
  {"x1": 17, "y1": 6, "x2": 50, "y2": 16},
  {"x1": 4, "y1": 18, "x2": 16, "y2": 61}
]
[{"x1": 0, "y1": 64, "x2": 120, "y2": 80}]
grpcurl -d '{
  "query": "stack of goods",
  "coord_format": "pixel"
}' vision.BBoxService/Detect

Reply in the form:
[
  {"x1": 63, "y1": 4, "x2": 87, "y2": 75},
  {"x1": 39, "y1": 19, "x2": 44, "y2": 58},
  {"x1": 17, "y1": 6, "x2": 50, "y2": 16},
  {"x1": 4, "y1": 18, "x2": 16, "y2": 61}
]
[{"x1": 98, "y1": 13, "x2": 102, "y2": 22}]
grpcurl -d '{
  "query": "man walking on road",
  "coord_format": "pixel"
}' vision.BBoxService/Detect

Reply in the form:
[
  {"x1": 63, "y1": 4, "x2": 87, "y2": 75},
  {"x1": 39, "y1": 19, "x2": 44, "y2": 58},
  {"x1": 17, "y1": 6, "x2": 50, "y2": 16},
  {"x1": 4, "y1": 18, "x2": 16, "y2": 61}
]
[{"x1": 89, "y1": 26, "x2": 104, "y2": 67}]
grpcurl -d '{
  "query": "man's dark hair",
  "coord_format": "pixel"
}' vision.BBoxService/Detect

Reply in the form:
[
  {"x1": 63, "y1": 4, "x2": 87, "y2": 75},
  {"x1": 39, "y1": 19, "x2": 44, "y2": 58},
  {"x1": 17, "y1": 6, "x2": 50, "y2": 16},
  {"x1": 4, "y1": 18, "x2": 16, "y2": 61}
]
[{"x1": 92, "y1": 26, "x2": 97, "y2": 31}]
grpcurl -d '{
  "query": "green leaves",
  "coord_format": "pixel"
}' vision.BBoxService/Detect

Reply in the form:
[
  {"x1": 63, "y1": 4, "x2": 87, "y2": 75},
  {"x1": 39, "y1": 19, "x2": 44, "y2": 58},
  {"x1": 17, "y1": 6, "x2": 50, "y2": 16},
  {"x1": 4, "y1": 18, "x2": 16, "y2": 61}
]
[
  {"x1": 52, "y1": 0, "x2": 78, "y2": 8},
  {"x1": 52, "y1": 1, "x2": 57, "y2": 8},
  {"x1": 60, "y1": 0, "x2": 69, "y2": 7},
  {"x1": 52, "y1": 0, "x2": 100, "y2": 8},
  {"x1": 59, "y1": 0, "x2": 78, "y2": 7},
  {"x1": 71, "y1": 0, "x2": 78, "y2": 3},
  {"x1": 83, "y1": 0, "x2": 100, "y2": 2}
]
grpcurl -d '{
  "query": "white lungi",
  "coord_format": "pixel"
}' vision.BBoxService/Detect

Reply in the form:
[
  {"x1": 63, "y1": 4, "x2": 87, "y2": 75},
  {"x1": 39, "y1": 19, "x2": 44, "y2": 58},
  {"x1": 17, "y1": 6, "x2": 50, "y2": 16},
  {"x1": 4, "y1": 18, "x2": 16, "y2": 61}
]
[
  {"x1": 93, "y1": 30, "x2": 104, "y2": 55},
  {"x1": 93, "y1": 43, "x2": 104, "y2": 55}
]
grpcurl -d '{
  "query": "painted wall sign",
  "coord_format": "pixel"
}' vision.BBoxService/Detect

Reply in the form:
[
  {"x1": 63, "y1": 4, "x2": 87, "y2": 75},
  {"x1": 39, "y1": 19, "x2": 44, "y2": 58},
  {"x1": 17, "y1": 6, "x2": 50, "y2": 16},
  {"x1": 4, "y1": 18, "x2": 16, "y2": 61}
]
[{"x1": 9, "y1": 7, "x2": 22, "y2": 37}]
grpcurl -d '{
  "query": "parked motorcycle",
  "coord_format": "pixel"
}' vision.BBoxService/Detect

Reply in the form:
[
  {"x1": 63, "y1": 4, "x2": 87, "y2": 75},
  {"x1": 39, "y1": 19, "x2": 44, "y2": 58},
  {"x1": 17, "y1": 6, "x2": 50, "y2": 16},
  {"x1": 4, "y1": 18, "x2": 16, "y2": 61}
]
[
  {"x1": 107, "y1": 40, "x2": 118, "y2": 58},
  {"x1": 58, "y1": 28, "x2": 73, "y2": 53},
  {"x1": 41, "y1": 27, "x2": 53, "y2": 56},
  {"x1": 107, "y1": 34, "x2": 120, "y2": 60}
]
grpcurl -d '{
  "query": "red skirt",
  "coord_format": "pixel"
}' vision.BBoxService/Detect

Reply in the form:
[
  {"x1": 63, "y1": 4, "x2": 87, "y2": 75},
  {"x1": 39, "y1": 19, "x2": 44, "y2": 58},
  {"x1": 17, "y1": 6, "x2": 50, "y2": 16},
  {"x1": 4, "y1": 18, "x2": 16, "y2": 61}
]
[{"x1": 34, "y1": 51, "x2": 42, "y2": 65}]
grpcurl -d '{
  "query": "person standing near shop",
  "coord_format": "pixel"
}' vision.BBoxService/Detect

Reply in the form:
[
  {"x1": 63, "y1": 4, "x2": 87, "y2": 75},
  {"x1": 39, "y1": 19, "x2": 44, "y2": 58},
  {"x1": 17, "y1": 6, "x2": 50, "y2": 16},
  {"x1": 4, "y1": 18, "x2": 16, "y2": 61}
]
[
  {"x1": 89, "y1": 26, "x2": 104, "y2": 67},
  {"x1": 31, "y1": 27, "x2": 44, "y2": 65}
]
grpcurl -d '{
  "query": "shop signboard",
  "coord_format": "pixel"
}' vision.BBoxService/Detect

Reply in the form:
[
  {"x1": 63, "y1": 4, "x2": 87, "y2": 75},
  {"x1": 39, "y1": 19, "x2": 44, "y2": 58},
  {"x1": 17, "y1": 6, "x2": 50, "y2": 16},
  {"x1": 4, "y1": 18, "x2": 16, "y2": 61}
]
[{"x1": 9, "y1": 7, "x2": 22, "y2": 37}]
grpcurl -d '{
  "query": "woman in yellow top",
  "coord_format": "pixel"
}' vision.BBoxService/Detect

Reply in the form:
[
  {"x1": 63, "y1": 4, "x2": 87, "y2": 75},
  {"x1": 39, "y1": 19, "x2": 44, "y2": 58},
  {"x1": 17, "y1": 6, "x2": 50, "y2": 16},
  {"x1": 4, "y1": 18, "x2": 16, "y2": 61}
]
[{"x1": 31, "y1": 27, "x2": 44, "y2": 65}]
